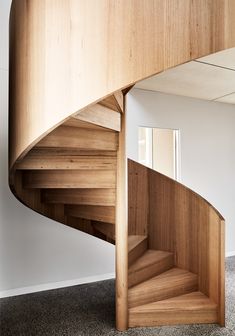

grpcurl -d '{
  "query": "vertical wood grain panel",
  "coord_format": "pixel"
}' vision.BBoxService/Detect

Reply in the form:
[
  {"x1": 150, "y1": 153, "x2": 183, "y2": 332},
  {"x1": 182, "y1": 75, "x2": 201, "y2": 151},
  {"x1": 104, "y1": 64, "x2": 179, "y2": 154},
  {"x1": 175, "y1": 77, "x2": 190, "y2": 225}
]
[
  {"x1": 148, "y1": 171, "x2": 174, "y2": 252},
  {"x1": 128, "y1": 160, "x2": 149, "y2": 236},
  {"x1": 164, "y1": 0, "x2": 190, "y2": 68},
  {"x1": 9, "y1": 0, "x2": 235, "y2": 167}
]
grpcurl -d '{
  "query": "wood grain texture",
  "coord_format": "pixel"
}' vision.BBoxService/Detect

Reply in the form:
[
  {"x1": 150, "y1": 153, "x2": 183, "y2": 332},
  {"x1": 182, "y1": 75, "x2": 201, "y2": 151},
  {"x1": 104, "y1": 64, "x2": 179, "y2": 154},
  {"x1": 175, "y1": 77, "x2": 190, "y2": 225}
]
[
  {"x1": 100, "y1": 94, "x2": 123, "y2": 113},
  {"x1": 128, "y1": 159, "x2": 225, "y2": 325},
  {"x1": 63, "y1": 118, "x2": 114, "y2": 131},
  {"x1": 115, "y1": 97, "x2": 128, "y2": 331},
  {"x1": 16, "y1": 155, "x2": 117, "y2": 170},
  {"x1": 23, "y1": 170, "x2": 116, "y2": 189},
  {"x1": 9, "y1": 0, "x2": 232, "y2": 330},
  {"x1": 128, "y1": 250, "x2": 174, "y2": 288},
  {"x1": 74, "y1": 104, "x2": 121, "y2": 131},
  {"x1": 66, "y1": 205, "x2": 115, "y2": 224},
  {"x1": 128, "y1": 235, "x2": 148, "y2": 267},
  {"x1": 128, "y1": 160, "x2": 149, "y2": 236},
  {"x1": 128, "y1": 268, "x2": 198, "y2": 308},
  {"x1": 36, "y1": 126, "x2": 118, "y2": 151},
  {"x1": 9, "y1": 0, "x2": 235, "y2": 167},
  {"x1": 42, "y1": 188, "x2": 116, "y2": 206},
  {"x1": 129, "y1": 291, "x2": 218, "y2": 327}
]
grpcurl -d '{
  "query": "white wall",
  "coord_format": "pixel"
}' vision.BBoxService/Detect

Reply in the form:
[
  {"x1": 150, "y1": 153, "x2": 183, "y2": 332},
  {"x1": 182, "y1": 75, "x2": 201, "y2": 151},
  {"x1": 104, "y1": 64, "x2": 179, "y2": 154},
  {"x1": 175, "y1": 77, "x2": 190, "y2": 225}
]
[
  {"x1": 127, "y1": 88, "x2": 235, "y2": 255},
  {"x1": 0, "y1": 0, "x2": 114, "y2": 297}
]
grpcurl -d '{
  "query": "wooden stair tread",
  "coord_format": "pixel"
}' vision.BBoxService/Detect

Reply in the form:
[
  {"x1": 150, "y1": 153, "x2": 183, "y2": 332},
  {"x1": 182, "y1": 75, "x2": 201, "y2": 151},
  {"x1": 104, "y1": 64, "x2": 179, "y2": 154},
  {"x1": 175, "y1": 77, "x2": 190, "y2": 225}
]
[
  {"x1": 66, "y1": 204, "x2": 115, "y2": 224},
  {"x1": 23, "y1": 170, "x2": 116, "y2": 189},
  {"x1": 128, "y1": 267, "x2": 198, "y2": 308},
  {"x1": 129, "y1": 292, "x2": 217, "y2": 327},
  {"x1": 42, "y1": 188, "x2": 116, "y2": 206},
  {"x1": 128, "y1": 235, "x2": 148, "y2": 267},
  {"x1": 74, "y1": 103, "x2": 121, "y2": 131},
  {"x1": 128, "y1": 250, "x2": 174, "y2": 288},
  {"x1": 64, "y1": 118, "x2": 114, "y2": 131}
]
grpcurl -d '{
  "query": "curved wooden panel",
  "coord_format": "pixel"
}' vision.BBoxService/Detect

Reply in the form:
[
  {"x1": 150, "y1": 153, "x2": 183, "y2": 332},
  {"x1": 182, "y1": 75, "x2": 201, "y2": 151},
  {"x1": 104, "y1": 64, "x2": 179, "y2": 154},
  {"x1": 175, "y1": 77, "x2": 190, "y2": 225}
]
[
  {"x1": 128, "y1": 159, "x2": 225, "y2": 326},
  {"x1": 9, "y1": 0, "x2": 235, "y2": 168}
]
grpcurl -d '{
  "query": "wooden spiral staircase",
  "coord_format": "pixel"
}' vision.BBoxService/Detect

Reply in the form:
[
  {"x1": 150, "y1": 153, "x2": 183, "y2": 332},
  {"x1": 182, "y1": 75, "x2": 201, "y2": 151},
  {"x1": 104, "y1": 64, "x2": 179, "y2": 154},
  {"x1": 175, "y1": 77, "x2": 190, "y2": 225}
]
[{"x1": 9, "y1": 0, "x2": 235, "y2": 331}]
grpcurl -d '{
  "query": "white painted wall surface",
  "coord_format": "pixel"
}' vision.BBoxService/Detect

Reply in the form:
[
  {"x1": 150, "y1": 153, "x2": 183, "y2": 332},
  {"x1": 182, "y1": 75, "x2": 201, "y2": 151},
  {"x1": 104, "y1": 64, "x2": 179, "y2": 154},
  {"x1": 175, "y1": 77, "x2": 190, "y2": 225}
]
[
  {"x1": 127, "y1": 88, "x2": 235, "y2": 255},
  {"x1": 0, "y1": 0, "x2": 114, "y2": 297}
]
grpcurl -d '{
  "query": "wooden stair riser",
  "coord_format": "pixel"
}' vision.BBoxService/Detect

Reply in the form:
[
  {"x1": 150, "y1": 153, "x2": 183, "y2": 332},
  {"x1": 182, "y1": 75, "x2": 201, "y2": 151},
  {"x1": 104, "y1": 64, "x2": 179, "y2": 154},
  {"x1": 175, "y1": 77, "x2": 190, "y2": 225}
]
[
  {"x1": 128, "y1": 235, "x2": 148, "y2": 266},
  {"x1": 23, "y1": 170, "x2": 116, "y2": 189},
  {"x1": 42, "y1": 189, "x2": 116, "y2": 206},
  {"x1": 65, "y1": 205, "x2": 115, "y2": 224},
  {"x1": 36, "y1": 126, "x2": 118, "y2": 151},
  {"x1": 16, "y1": 156, "x2": 117, "y2": 170},
  {"x1": 93, "y1": 222, "x2": 115, "y2": 242},
  {"x1": 128, "y1": 268, "x2": 198, "y2": 308},
  {"x1": 128, "y1": 251, "x2": 174, "y2": 288},
  {"x1": 23, "y1": 148, "x2": 117, "y2": 157},
  {"x1": 129, "y1": 292, "x2": 218, "y2": 327}
]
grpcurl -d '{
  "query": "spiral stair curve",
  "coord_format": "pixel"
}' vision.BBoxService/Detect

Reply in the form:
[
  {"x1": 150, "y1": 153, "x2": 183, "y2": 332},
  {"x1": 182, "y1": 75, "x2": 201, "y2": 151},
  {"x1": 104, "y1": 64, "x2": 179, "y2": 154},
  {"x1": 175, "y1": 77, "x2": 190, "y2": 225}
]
[{"x1": 9, "y1": 0, "x2": 235, "y2": 331}]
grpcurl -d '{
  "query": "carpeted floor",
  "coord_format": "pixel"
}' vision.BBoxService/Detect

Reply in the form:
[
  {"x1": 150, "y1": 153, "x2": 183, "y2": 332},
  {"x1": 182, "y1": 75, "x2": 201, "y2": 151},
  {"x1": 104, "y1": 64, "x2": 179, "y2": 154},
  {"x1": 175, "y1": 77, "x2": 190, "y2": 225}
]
[{"x1": 0, "y1": 256, "x2": 234, "y2": 336}]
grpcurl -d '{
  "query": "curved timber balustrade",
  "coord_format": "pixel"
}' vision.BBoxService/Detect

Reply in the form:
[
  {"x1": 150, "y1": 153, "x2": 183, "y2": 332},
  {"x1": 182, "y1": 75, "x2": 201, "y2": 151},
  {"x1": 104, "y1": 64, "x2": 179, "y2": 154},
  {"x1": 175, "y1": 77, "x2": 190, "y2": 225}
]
[
  {"x1": 128, "y1": 159, "x2": 225, "y2": 327},
  {"x1": 9, "y1": 0, "x2": 235, "y2": 331}
]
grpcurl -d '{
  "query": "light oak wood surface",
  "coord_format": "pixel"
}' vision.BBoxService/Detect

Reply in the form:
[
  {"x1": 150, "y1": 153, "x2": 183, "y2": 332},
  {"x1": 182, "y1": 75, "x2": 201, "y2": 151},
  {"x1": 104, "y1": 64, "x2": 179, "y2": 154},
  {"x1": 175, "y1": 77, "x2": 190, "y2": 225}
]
[
  {"x1": 128, "y1": 159, "x2": 225, "y2": 327},
  {"x1": 9, "y1": 0, "x2": 231, "y2": 331},
  {"x1": 129, "y1": 291, "x2": 218, "y2": 327},
  {"x1": 128, "y1": 268, "x2": 198, "y2": 308},
  {"x1": 74, "y1": 104, "x2": 121, "y2": 131},
  {"x1": 128, "y1": 250, "x2": 174, "y2": 288},
  {"x1": 42, "y1": 188, "x2": 116, "y2": 206},
  {"x1": 23, "y1": 170, "x2": 116, "y2": 189},
  {"x1": 9, "y1": 0, "x2": 235, "y2": 167},
  {"x1": 16, "y1": 155, "x2": 117, "y2": 171},
  {"x1": 66, "y1": 205, "x2": 115, "y2": 224},
  {"x1": 128, "y1": 235, "x2": 148, "y2": 267},
  {"x1": 36, "y1": 126, "x2": 118, "y2": 151}
]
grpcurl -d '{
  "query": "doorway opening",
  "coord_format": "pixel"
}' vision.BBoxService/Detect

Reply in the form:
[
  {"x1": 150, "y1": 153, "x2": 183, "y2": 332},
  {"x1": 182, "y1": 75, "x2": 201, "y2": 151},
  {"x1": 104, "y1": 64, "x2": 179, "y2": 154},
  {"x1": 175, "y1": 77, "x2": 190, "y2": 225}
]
[{"x1": 138, "y1": 127, "x2": 180, "y2": 181}]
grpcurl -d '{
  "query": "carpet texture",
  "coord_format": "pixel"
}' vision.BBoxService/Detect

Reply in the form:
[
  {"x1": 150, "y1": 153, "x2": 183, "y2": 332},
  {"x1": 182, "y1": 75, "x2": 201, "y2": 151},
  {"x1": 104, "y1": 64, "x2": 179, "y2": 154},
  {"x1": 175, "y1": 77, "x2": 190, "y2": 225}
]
[{"x1": 0, "y1": 256, "x2": 234, "y2": 336}]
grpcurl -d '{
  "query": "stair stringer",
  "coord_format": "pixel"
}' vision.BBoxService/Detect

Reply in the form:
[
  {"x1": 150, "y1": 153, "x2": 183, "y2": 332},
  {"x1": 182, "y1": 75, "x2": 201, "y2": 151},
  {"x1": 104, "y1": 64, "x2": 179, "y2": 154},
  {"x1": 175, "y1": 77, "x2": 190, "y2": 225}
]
[
  {"x1": 128, "y1": 159, "x2": 225, "y2": 327},
  {"x1": 8, "y1": 0, "x2": 235, "y2": 332}
]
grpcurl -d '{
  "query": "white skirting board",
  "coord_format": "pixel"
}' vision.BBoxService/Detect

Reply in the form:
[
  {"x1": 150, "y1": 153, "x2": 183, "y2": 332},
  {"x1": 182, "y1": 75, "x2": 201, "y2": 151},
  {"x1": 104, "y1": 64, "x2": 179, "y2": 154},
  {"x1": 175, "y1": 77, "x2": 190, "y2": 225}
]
[
  {"x1": 1, "y1": 252, "x2": 235, "y2": 298},
  {"x1": 0, "y1": 272, "x2": 115, "y2": 299}
]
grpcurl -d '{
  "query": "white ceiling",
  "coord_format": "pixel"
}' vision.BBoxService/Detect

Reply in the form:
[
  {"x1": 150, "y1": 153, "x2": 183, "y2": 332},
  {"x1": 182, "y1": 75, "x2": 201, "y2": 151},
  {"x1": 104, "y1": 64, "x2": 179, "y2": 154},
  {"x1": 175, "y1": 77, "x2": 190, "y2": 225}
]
[{"x1": 135, "y1": 48, "x2": 235, "y2": 105}]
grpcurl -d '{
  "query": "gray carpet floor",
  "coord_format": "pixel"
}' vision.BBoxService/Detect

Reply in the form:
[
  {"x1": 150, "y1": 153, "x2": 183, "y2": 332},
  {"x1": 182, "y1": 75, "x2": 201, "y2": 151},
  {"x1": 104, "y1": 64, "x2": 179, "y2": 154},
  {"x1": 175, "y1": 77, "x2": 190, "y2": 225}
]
[{"x1": 0, "y1": 256, "x2": 234, "y2": 336}]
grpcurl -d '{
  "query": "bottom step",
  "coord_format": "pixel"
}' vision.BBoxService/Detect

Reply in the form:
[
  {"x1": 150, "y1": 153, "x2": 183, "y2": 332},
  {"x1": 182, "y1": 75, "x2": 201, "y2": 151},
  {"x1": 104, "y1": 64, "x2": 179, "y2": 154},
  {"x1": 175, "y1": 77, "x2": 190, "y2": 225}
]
[{"x1": 129, "y1": 291, "x2": 218, "y2": 327}]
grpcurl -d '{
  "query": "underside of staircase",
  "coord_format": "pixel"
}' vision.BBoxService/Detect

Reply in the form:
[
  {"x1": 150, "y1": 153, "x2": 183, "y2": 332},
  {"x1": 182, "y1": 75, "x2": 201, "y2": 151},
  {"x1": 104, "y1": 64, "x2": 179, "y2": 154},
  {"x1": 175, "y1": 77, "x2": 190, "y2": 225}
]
[
  {"x1": 13, "y1": 96, "x2": 122, "y2": 244},
  {"x1": 9, "y1": 0, "x2": 233, "y2": 331}
]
